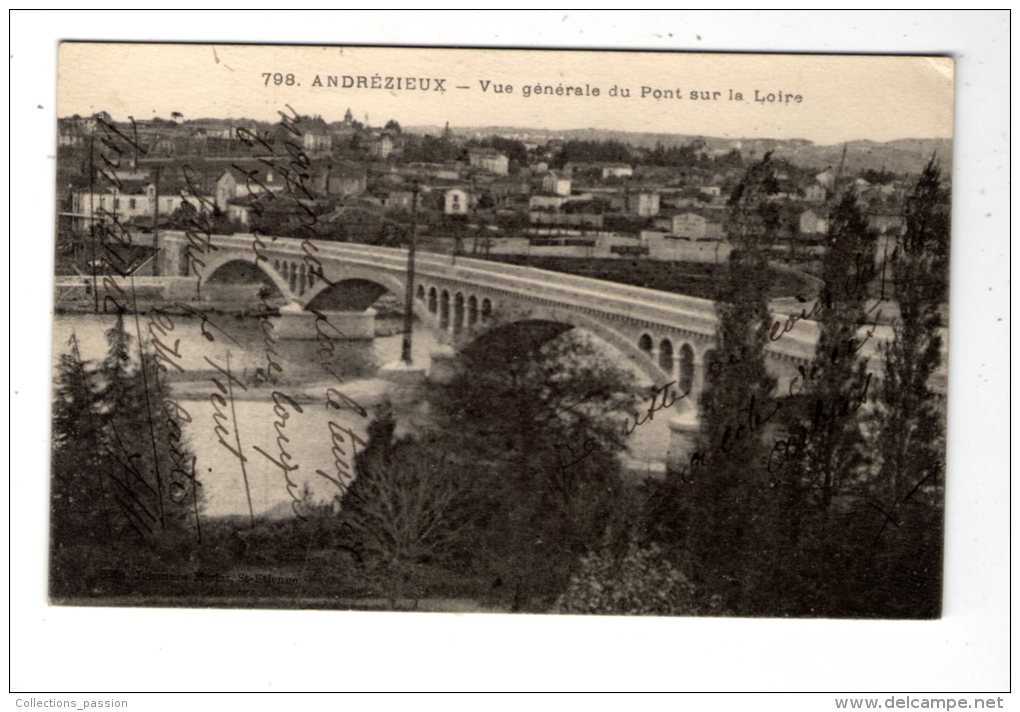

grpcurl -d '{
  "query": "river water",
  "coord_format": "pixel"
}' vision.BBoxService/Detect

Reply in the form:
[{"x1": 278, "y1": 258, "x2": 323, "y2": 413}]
[
  {"x1": 52, "y1": 311, "x2": 671, "y2": 518},
  {"x1": 52, "y1": 311, "x2": 443, "y2": 518}
]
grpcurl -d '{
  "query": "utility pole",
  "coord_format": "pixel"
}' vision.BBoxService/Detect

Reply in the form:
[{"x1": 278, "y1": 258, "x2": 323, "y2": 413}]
[
  {"x1": 152, "y1": 166, "x2": 161, "y2": 276},
  {"x1": 399, "y1": 183, "x2": 420, "y2": 365},
  {"x1": 88, "y1": 124, "x2": 99, "y2": 312}
]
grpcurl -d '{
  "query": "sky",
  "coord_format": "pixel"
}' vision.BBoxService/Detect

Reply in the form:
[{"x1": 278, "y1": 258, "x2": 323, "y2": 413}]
[{"x1": 58, "y1": 43, "x2": 955, "y2": 146}]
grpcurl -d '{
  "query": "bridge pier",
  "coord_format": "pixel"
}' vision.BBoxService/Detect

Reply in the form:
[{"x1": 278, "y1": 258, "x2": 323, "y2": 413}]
[
  {"x1": 426, "y1": 345, "x2": 459, "y2": 384},
  {"x1": 666, "y1": 412, "x2": 700, "y2": 472},
  {"x1": 666, "y1": 350, "x2": 705, "y2": 472},
  {"x1": 274, "y1": 303, "x2": 377, "y2": 340}
]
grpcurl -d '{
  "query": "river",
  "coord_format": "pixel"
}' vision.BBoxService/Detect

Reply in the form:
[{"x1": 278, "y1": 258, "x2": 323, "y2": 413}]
[
  {"x1": 52, "y1": 308, "x2": 672, "y2": 518},
  {"x1": 52, "y1": 311, "x2": 443, "y2": 518}
]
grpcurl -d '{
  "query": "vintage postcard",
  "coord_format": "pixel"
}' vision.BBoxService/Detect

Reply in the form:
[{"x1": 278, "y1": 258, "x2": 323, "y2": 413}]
[{"x1": 51, "y1": 43, "x2": 952, "y2": 617}]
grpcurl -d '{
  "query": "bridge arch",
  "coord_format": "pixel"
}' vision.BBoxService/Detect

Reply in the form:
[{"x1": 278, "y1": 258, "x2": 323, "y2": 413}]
[
  {"x1": 658, "y1": 338, "x2": 674, "y2": 372},
  {"x1": 439, "y1": 290, "x2": 451, "y2": 329},
  {"x1": 457, "y1": 303, "x2": 670, "y2": 385},
  {"x1": 301, "y1": 266, "x2": 404, "y2": 312},
  {"x1": 453, "y1": 293, "x2": 465, "y2": 333},
  {"x1": 638, "y1": 333, "x2": 653, "y2": 354},
  {"x1": 678, "y1": 342, "x2": 695, "y2": 393},
  {"x1": 202, "y1": 254, "x2": 293, "y2": 301}
]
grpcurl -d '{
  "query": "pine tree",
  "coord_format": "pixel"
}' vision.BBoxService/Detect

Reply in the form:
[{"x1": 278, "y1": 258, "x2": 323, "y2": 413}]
[
  {"x1": 98, "y1": 315, "x2": 168, "y2": 533},
  {"x1": 761, "y1": 189, "x2": 879, "y2": 614},
  {"x1": 51, "y1": 319, "x2": 203, "y2": 599},
  {"x1": 869, "y1": 157, "x2": 948, "y2": 618},
  {"x1": 793, "y1": 189, "x2": 878, "y2": 510},
  {"x1": 877, "y1": 157, "x2": 949, "y2": 502},
  {"x1": 51, "y1": 333, "x2": 115, "y2": 548},
  {"x1": 89, "y1": 317, "x2": 200, "y2": 540},
  {"x1": 683, "y1": 154, "x2": 780, "y2": 612}
]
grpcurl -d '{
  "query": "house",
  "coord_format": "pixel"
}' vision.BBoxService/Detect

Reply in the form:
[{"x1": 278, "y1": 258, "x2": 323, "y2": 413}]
[
  {"x1": 668, "y1": 211, "x2": 724, "y2": 240},
  {"x1": 226, "y1": 196, "x2": 257, "y2": 226},
  {"x1": 867, "y1": 212, "x2": 904, "y2": 235},
  {"x1": 804, "y1": 183, "x2": 827, "y2": 204},
  {"x1": 488, "y1": 180, "x2": 531, "y2": 207},
  {"x1": 800, "y1": 208, "x2": 829, "y2": 235},
  {"x1": 627, "y1": 192, "x2": 660, "y2": 217},
  {"x1": 215, "y1": 166, "x2": 282, "y2": 211},
  {"x1": 815, "y1": 168, "x2": 836, "y2": 190},
  {"x1": 70, "y1": 180, "x2": 211, "y2": 232},
  {"x1": 57, "y1": 117, "x2": 95, "y2": 146},
  {"x1": 529, "y1": 210, "x2": 604, "y2": 229},
  {"x1": 444, "y1": 188, "x2": 471, "y2": 215},
  {"x1": 468, "y1": 149, "x2": 509, "y2": 176},
  {"x1": 378, "y1": 189, "x2": 417, "y2": 212},
  {"x1": 303, "y1": 131, "x2": 333, "y2": 153},
  {"x1": 308, "y1": 163, "x2": 367, "y2": 198},
  {"x1": 699, "y1": 185, "x2": 722, "y2": 199},
  {"x1": 369, "y1": 133, "x2": 396, "y2": 159},
  {"x1": 601, "y1": 164, "x2": 633, "y2": 179},
  {"x1": 327, "y1": 167, "x2": 367, "y2": 197},
  {"x1": 57, "y1": 130, "x2": 83, "y2": 147},
  {"x1": 542, "y1": 170, "x2": 572, "y2": 197}
]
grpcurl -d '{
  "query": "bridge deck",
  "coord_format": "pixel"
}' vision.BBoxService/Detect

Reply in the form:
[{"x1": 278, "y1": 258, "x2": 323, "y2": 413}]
[{"x1": 159, "y1": 232, "x2": 948, "y2": 388}]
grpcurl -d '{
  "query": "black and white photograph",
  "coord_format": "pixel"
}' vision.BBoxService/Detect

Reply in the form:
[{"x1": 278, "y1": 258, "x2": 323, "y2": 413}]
[
  {"x1": 10, "y1": 11, "x2": 1011, "y2": 699},
  {"x1": 48, "y1": 42, "x2": 954, "y2": 619}
]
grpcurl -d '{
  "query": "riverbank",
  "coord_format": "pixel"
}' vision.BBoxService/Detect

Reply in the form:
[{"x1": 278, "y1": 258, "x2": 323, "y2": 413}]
[{"x1": 54, "y1": 280, "x2": 409, "y2": 336}]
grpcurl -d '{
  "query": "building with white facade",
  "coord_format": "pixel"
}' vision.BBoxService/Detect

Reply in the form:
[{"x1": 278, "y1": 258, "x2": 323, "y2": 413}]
[{"x1": 468, "y1": 150, "x2": 510, "y2": 175}]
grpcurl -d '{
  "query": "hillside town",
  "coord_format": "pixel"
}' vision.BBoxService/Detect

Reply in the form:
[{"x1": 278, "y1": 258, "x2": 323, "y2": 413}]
[{"x1": 56, "y1": 108, "x2": 917, "y2": 286}]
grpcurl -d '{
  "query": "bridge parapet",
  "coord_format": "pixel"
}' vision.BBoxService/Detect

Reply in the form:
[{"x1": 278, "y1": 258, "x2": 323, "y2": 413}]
[{"x1": 158, "y1": 232, "x2": 943, "y2": 392}]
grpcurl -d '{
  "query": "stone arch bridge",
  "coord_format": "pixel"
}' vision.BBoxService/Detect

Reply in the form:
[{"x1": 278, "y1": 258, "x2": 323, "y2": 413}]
[
  {"x1": 160, "y1": 232, "x2": 832, "y2": 385},
  {"x1": 158, "y1": 232, "x2": 936, "y2": 467}
]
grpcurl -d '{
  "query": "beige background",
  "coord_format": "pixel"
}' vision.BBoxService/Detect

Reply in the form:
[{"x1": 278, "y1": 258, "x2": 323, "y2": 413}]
[{"x1": 58, "y1": 43, "x2": 953, "y2": 144}]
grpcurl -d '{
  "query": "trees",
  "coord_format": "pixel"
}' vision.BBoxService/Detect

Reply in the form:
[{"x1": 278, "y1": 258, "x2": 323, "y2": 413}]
[
  {"x1": 664, "y1": 154, "x2": 780, "y2": 613},
  {"x1": 98, "y1": 315, "x2": 201, "y2": 537},
  {"x1": 431, "y1": 324, "x2": 641, "y2": 609},
  {"x1": 339, "y1": 401, "x2": 473, "y2": 605},
  {"x1": 876, "y1": 157, "x2": 949, "y2": 503},
  {"x1": 754, "y1": 188, "x2": 882, "y2": 615},
  {"x1": 552, "y1": 139, "x2": 633, "y2": 168},
  {"x1": 787, "y1": 189, "x2": 878, "y2": 511},
  {"x1": 468, "y1": 135, "x2": 528, "y2": 171},
  {"x1": 51, "y1": 334, "x2": 115, "y2": 549},
  {"x1": 867, "y1": 157, "x2": 949, "y2": 618},
  {"x1": 51, "y1": 316, "x2": 202, "y2": 598},
  {"x1": 401, "y1": 134, "x2": 459, "y2": 164}
]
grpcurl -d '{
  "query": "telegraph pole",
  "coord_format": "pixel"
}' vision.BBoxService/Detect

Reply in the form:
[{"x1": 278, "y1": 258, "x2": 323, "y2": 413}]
[
  {"x1": 399, "y1": 184, "x2": 420, "y2": 365},
  {"x1": 88, "y1": 124, "x2": 99, "y2": 312},
  {"x1": 152, "y1": 167, "x2": 161, "y2": 275}
]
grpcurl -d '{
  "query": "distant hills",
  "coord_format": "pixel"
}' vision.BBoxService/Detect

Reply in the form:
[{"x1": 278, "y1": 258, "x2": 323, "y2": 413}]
[{"x1": 406, "y1": 125, "x2": 952, "y2": 175}]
